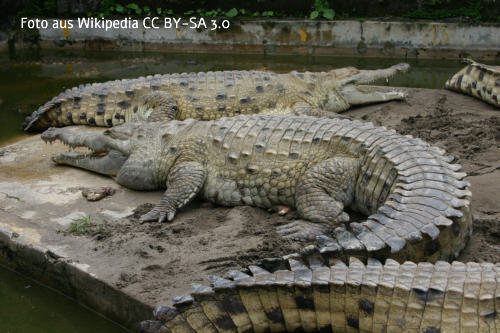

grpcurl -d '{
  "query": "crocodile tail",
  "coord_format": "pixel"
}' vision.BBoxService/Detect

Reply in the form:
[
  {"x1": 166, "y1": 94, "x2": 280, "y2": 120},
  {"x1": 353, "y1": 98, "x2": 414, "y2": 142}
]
[
  {"x1": 22, "y1": 99, "x2": 61, "y2": 132},
  {"x1": 444, "y1": 59, "x2": 500, "y2": 107},
  {"x1": 22, "y1": 84, "x2": 120, "y2": 132},
  {"x1": 22, "y1": 78, "x2": 155, "y2": 132},
  {"x1": 352, "y1": 122, "x2": 472, "y2": 263},
  {"x1": 140, "y1": 257, "x2": 499, "y2": 333},
  {"x1": 309, "y1": 119, "x2": 472, "y2": 263},
  {"x1": 22, "y1": 96, "x2": 109, "y2": 133}
]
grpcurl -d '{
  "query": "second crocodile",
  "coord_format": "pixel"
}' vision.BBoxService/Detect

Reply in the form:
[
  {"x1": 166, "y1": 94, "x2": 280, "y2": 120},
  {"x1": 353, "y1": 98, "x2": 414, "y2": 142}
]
[{"x1": 24, "y1": 63, "x2": 409, "y2": 131}]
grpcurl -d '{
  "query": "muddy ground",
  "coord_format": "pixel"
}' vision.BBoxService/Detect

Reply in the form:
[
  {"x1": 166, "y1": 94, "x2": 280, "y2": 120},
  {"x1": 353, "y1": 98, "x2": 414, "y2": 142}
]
[
  {"x1": 75, "y1": 87, "x2": 500, "y2": 304},
  {"x1": 0, "y1": 87, "x2": 498, "y2": 316}
]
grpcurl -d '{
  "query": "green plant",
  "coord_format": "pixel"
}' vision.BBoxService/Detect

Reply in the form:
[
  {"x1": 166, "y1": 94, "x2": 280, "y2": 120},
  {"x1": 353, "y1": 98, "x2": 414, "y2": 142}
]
[
  {"x1": 225, "y1": 8, "x2": 239, "y2": 18},
  {"x1": 126, "y1": 3, "x2": 142, "y2": 15},
  {"x1": 204, "y1": 9, "x2": 218, "y2": 17},
  {"x1": 310, "y1": 0, "x2": 335, "y2": 20},
  {"x1": 65, "y1": 214, "x2": 107, "y2": 237},
  {"x1": 66, "y1": 215, "x2": 93, "y2": 236},
  {"x1": 115, "y1": 4, "x2": 124, "y2": 13},
  {"x1": 262, "y1": 10, "x2": 275, "y2": 17}
]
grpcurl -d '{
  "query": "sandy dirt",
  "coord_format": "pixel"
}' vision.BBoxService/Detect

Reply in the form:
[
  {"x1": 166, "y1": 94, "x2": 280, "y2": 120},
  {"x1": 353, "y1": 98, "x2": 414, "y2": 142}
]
[
  {"x1": 0, "y1": 87, "x2": 498, "y2": 313},
  {"x1": 94, "y1": 201, "x2": 306, "y2": 304}
]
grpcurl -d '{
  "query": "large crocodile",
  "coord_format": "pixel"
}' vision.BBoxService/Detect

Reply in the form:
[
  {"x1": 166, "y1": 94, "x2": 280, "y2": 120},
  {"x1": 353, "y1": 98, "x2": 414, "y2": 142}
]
[
  {"x1": 25, "y1": 63, "x2": 409, "y2": 132},
  {"x1": 40, "y1": 114, "x2": 475, "y2": 332},
  {"x1": 41, "y1": 114, "x2": 471, "y2": 260},
  {"x1": 444, "y1": 58, "x2": 499, "y2": 107}
]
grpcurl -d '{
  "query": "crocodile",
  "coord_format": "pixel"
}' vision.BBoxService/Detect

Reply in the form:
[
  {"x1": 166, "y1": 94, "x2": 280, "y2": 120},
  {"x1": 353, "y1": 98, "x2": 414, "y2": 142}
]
[
  {"x1": 24, "y1": 63, "x2": 410, "y2": 132},
  {"x1": 41, "y1": 114, "x2": 471, "y2": 261},
  {"x1": 444, "y1": 58, "x2": 500, "y2": 107},
  {"x1": 138, "y1": 257, "x2": 500, "y2": 333},
  {"x1": 40, "y1": 114, "x2": 475, "y2": 332}
]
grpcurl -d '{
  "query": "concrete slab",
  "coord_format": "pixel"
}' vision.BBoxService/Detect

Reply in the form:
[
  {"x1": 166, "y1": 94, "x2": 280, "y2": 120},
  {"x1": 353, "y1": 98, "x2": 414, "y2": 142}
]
[
  {"x1": 0, "y1": 131, "x2": 158, "y2": 329},
  {"x1": 0, "y1": 128, "x2": 304, "y2": 331}
]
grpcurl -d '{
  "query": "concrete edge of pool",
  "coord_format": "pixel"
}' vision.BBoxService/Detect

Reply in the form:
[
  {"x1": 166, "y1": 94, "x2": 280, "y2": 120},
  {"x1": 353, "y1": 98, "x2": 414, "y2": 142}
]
[
  {"x1": 0, "y1": 226, "x2": 153, "y2": 331},
  {"x1": 0, "y1": 131, "x2": 158, "y2": 332}
]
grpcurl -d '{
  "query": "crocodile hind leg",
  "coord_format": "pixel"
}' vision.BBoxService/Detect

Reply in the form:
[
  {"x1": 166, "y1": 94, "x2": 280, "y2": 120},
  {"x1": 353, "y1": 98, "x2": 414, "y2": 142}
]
[
  {"x1": 277, "y1": 156, "x2": 359, "y2": 240},
  {"x1": 134, "y1": 91, "x2": 179, "y2": 122},
  {"x1": 276, "y1": 220, "x2": 328, "y2": 241},
  {"x1": 140, "y1": 162, "x2": 207, "y2": 223}
]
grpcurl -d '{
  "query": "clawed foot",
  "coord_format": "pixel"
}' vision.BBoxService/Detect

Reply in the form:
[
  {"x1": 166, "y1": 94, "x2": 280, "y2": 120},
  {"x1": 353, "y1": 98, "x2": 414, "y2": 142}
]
[
  {"x1": 140, "y1": 206, "x2": 176, "y2": 223},
  {"x1": 276, "y1": 220, "x2": 328, "y2": 241}
]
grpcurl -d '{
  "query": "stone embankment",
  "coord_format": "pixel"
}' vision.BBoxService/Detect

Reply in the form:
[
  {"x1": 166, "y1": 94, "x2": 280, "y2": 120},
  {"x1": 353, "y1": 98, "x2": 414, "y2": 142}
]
[{"x1": 2, "y1": 19, "x2": 499, "y2": 60}]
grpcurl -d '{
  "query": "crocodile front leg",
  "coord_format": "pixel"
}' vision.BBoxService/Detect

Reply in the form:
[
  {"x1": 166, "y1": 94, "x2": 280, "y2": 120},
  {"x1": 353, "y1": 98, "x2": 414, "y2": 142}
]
[
  {"x1": 140, "y1": 161, "x2": 207, "y2": 223},
  {"x1": 134, "y1": 91, "x2": 179, "y2": 122}
]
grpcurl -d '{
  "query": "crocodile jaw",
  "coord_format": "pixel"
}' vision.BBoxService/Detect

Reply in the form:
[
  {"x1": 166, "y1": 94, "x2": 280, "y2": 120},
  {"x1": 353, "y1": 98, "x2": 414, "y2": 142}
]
[{"x1": 52, "y1": 149, "x2": 128, "y2": 176}]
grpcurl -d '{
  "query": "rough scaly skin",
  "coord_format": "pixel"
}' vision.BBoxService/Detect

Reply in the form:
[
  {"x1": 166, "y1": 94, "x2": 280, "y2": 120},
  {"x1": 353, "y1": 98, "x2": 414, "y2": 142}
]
[
  {"x1": 41, "y1": 114, "x2": 472, "y2": 262},
  {"x1": 25, "y1": 64, "x2": 410, "y2": 131},
  {"x1": 139, "y1": 257, "x2": 500, "y2": 333},
  {"x1": 41, "y1": 114, "x2": 476, "y2": 332},
  {"x1": 444, "y1": 58, "x2": 500, "y2": 107}
]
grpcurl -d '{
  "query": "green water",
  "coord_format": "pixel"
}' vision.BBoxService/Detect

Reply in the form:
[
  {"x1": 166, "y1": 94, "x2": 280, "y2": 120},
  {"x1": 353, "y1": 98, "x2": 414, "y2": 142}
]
[
  {"x1": 0, "y1": 265, "x2": 127, "y2": 332},
  {"x1": 0, "y1": 49, "x2": 482, "y2": 146}
]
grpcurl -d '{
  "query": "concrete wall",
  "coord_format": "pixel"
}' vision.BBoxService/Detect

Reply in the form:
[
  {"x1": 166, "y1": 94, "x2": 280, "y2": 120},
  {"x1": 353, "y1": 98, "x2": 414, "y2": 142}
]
[{"x1": 5, "y1": 19, "x2": 500, "y2": 60}]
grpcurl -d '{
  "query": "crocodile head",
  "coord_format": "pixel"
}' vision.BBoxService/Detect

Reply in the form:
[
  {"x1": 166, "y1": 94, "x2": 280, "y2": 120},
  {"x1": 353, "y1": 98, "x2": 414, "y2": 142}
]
[
  {"x1": 309, "y1": 62, "x2": 410, "y2": 110},
  {"x1": 41, "y1": 123, "x2": 161, "y2": 190}
]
